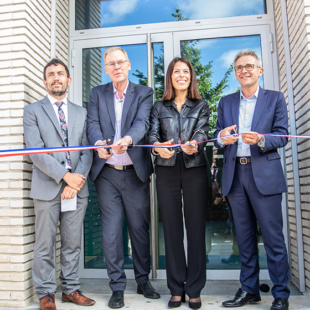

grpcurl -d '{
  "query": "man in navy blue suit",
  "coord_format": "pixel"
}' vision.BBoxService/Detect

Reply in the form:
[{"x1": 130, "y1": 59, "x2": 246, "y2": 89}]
[
  {"x1": 214, "y1": 50, "x2": 290, "y2": 310},
  {"x1": 87, "y1": 47, "x2": 160, "y2": 309}
]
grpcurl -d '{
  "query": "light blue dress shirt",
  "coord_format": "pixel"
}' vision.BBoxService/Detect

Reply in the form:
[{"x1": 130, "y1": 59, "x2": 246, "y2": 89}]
[{"x1": 218, "y1": 87, "x2": 260, "y2": 156}]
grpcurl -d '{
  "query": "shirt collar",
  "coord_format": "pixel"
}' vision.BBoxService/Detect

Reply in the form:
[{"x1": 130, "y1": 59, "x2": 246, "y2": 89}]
[
  {"x1": 240, "y1": 87, "x2": 259, "y2": 101},
  {"x1": 113, "y1": 81, "x2": 129, "y2": 99},
  {"x1": 48, "y1": 94, "x2": 68, "y2": 106}
]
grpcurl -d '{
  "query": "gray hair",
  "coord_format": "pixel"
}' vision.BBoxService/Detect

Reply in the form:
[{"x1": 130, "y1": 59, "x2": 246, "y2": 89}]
[
  {"x1": 234, "y1": 49, "x2": 262, "y2": 68},
  {"x1": 104, "y1": 46, "x2": 129, "y2": 63}
]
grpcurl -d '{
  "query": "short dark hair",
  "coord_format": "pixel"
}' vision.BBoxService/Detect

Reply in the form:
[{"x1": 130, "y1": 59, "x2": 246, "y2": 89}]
[
  {"x1": 43, "y1": 58, "x2": 70, "y2": 80},
  {"x1": 162, "y1": 57, "x2": 202, "y2": 101}
]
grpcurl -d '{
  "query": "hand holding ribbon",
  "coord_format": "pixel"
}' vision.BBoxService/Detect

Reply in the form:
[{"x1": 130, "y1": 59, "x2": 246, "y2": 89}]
[
  {"x1": 220, "y1": 125, "x2": 238, "y2": 145},
  {"x1": 242, "y1": 131, "x2": 262, "y2": 145},
  {"x1": 96, "y1": 139, "x2": 112, "y2": 159},
  {"x1": 181, "y1": 141, "x2": 197, "y2": 155},
  {"x1": 154, "y1": 139, "x2": 175, "y2": 159},
  {"x1": 112, "y1": 136, "x2": 131, "y2": 154}
]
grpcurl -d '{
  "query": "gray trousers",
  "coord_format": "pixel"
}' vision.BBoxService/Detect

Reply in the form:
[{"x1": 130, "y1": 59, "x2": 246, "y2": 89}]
[
  {"x1": 95, "y1": 166, "x2": 150, "y2": 292},
  {"x1": 32, "y1": 184, "x2": 87, "y2": 299}
]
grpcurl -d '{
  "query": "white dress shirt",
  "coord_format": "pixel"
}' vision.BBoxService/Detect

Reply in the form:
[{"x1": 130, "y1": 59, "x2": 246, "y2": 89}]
[
  {"x1": 106, "y1": 82, "x2": 133, "y2": 166},
  {"x1": 47, "y1": 94, "x2": 71, "y2": 169},
  {"x1": 217, "y1": 87, "x2": 263, "y2": 156}
]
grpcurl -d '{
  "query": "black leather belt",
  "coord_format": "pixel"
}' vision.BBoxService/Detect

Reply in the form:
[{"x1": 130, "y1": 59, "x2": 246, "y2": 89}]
[
  {"x1": 105, "y1": 163, "x2": 134, "y2": 171},
  {"x1": 236, "y1": 157, "x2": 251, "y2": 164}
]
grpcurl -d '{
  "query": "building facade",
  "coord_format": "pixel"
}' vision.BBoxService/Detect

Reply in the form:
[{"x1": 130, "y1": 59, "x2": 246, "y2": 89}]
[{"x1": 0, "y1": 0, "x2": 309, "y2": 307}]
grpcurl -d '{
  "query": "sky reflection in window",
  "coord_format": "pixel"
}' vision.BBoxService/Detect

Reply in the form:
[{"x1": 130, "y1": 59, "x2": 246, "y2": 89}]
[{"x1": 76, "y1": 0, "x2": 267, "y2": 30}]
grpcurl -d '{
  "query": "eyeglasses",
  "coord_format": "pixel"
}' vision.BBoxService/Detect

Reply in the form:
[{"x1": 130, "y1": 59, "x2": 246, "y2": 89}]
[
  {"x1": 105, "y1": 60, "x2": 128, "y2": 69},
  {"x1": 234, "y1": 64, "x2": 260, "y2": 73}
]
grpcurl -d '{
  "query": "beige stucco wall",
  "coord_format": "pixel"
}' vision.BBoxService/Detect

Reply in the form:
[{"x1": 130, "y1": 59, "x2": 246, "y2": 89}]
[
  {"x1": 0, "y1": 0, "x2": 69, "y2": 307},
  {"x1": 274, "y1": 0, "x2": 310, "y2": 291}
]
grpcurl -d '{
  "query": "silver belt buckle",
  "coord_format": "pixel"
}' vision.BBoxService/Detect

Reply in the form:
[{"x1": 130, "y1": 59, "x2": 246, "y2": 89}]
[
  {"x1": 114, "y1": 165, "x2": 123, "y2": 170},
  {"x1": 240, "y1": 157, "x2": 247, "y2": 164}
]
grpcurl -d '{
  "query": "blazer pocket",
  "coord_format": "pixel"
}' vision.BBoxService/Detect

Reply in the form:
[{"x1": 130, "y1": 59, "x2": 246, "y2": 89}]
[
  {"x1": 158, "y1": 112, "x2": 172, "y2": 119},
  {"x1": 266, "y1": 152, "x2": 281, "y2": 160},
  {"x1": 187, "y1": 113, "x2": 199, "y2": 119}
]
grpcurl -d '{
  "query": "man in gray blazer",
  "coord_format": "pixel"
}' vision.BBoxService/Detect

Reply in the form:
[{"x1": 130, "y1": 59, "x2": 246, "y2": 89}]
[
  {"x1": 87, "y1": 47, "x2": 159, "y2": 309},
  {"x1": 23, "y1": 59, "x2": 95, "y2": 310}
]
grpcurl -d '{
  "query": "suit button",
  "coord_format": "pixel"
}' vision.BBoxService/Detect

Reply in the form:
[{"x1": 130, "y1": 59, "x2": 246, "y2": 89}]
[
  {"x1": 186, "y1": 156, "x2": 189, "y2": 159},
  {"x1": 232, "y1": 158, "x2": 235, "y2": 161},
  {"x1": 61, "y1": 161, "x2": 65, "y2": 164},
  {"x1": 62, "y1": 143, "x2": 65, "y2": 147}
]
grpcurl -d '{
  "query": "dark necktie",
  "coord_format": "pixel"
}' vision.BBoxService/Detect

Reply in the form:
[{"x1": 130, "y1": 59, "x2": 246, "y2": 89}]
[{"x1": 55, "y1": 101, "x2": 72, "y2": 168}]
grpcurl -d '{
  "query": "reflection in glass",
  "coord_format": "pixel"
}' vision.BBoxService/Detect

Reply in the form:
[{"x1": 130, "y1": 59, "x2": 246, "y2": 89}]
[
  {"x1": 82, "y1": 44, "x2": 148, "y2": 269},
  {"x1": 76, "y1": 0, "x2": 267, "y2": 30},
  {"x1": 181, "y1": 35, "x2": 263, "y2": 133},
  {"x1": 181, "y1": 35, "x2": 267, "y2": 270},
  {"x1": 131, "y1": 42, "x2": 167, "y2": 269}
]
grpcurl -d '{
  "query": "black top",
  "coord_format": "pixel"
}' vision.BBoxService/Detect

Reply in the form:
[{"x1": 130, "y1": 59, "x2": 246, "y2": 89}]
[{"x1": 147, "y1": 99, "x2": 210, "y2": 167}]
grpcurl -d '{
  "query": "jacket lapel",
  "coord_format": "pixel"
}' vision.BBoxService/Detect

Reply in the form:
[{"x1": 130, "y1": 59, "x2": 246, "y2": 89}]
[
  {"x1": 251, "y1": 87, "x2": 267, "y2": 131},
  {"x1": 67, "y1": 100, "x2": 76, "y2": 140},
  {"x1": 121, "y1": 81, "x2": 134, "y2": 130},
  {"x1": 231, "y1": 92, "x2": 240, "y2": 131},
  {"x1": 41, "y1": 96, "x2": 63, "y2": 139},
  {"x1": 105, "y1": 83, "x2": 116, "y2": 131}
]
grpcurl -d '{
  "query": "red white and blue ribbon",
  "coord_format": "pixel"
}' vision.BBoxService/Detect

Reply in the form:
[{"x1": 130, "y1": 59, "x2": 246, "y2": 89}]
[{"x1": 0, "y1": 133, "x2": 308, "y2": 158}]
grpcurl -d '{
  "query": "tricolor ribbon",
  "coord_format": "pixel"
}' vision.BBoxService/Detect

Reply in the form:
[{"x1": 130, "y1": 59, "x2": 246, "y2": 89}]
[{"x1": 0, "y1": 133, "x2": 308, "y2": 158}]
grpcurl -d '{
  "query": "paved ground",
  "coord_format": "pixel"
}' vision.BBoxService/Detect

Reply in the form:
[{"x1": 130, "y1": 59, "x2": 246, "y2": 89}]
[
  {"x1": 4, "y1": 280, "x2": 309, "y2": 310},
  {"x1": 20, "y1": 292, "x2": 310, "y2": 310}
]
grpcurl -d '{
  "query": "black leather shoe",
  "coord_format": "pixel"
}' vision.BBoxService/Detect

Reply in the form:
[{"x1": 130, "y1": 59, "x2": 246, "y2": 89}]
[
  {"x1": 108, "y1": 291, "x2": 124, "y2": 309},
  {"x1": 137, "y1": 280, "x2": 160, "y2": 299},
  {"x1": 270, "y1": 298, "x2": 289, "y2": 310},
  {"x1": 222, "y1": 288, "x2": 261, "y2": 307},
  {"x1": 168, "y1": 293, "x2": 185, "y2": 308}
]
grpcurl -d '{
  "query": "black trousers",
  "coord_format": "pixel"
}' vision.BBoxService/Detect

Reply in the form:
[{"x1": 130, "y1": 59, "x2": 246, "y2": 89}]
[
  {"x1": 155, "y1": 153, "x2": 208, "y2": 298},
  {"x1": 95, "y1": 166, "x2": 150, "y2": 291}
]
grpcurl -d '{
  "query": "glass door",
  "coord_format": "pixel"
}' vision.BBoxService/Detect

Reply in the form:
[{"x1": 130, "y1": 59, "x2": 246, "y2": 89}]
[
  {"x1": 172, "y1": 25, "x2": 274, "y2": 279},
  {"x1": 71, "y1": 33, "x2": 173, "y2": 278},
  {"x1": 71, "y1": 24, "x2": 277, "y2": 280}
]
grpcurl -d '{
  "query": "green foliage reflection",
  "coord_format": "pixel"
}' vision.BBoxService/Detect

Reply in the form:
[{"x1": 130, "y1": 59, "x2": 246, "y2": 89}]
[{"x1": 133, "y1": 8, "x2": 234, "y2": 134}]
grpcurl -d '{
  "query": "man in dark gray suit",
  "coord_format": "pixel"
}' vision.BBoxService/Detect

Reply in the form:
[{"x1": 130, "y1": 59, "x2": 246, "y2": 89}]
[
  {"x1": 23, "y1": 59, "x2": 95, "y2": 310},
  {"x1": 87, "y1": 47, "x2": 160, "y2": 309}
]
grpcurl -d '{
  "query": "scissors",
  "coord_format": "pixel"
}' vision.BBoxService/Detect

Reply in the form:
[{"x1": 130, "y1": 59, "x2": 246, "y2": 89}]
[{"x1": 233, "y1": 126, "x2": 238, "y2": 141}]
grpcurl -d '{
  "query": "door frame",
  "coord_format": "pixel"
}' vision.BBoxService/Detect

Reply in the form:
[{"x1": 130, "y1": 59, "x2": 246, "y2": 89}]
[{"x1": 69, "y1": 0, "x2": 288, "y2": 281}]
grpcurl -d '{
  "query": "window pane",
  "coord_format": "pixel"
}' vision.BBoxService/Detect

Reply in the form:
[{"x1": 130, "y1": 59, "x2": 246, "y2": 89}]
[
  {"x1": 180, "y1": 35, "x2": 266, "y2": 270},
  {"x1": 76, "y1": 0, "x2": 267, "y2": 30},
  {"x1": 82, "y1": 44, "x2": 148, "y2": 269}
]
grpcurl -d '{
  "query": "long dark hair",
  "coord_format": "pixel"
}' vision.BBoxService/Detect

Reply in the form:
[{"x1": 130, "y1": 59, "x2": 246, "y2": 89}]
[{"x1": 162, "y1": 57, "x2": 201, "y2": 101}]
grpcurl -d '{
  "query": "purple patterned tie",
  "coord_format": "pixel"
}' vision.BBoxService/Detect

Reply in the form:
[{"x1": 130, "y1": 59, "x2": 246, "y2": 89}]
[{"x1": 55, "y1": 101, "x2": 72, "y2": 168}]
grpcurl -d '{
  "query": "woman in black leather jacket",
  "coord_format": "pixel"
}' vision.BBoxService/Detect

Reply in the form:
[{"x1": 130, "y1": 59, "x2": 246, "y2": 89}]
[{"x1": 148, "y1": 57, "x2": 209, "y2": 309}]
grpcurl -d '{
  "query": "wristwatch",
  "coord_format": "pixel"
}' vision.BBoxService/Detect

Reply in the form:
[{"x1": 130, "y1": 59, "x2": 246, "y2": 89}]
[{"x1": 257, "y1": 135, "x2": 265, "y2": 148}]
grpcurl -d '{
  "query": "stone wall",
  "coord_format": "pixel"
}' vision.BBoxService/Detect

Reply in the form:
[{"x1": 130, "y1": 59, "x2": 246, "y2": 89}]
[
  {"x1": 274, "y1": 0, "x2": 310, "y2": 291},
  {"x1": 0, "y1": 0, "x2": 69, "y2": 306}
]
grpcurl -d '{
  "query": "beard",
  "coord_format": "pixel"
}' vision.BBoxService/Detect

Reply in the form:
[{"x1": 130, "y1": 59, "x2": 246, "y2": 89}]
[
  {"x1": 50, "y1": 82, "x2": 67, "y2": 96},
  {"x1": 51, "y1": 89, "x2": 66, "y2": 96}
]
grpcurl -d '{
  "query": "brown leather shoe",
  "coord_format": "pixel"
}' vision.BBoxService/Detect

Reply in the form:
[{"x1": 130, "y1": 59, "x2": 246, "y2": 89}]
[
  {"x1": 62, "y1": 290, "x2": 96, "y2": 306},
  {"x1": 40, "y1": 293, "x2": 56, "y2": 310}
]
